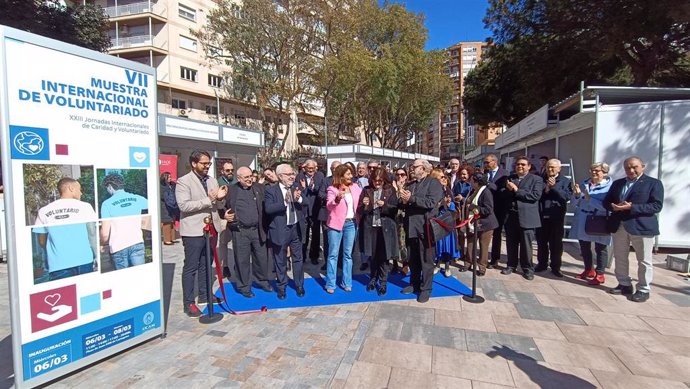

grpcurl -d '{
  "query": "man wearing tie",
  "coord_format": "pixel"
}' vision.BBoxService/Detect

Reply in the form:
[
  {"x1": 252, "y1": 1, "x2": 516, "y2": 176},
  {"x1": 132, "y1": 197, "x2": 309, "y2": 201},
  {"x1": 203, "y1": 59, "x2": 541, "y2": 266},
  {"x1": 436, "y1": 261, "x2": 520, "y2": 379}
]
[
  {"x1": 483, "y1": 154, "x2": 510, "y2": 268},
  {"x1": 295, "y1": 159, "x2": 326, "y2": 265},
  {"x1": 264, "y1": 164, "x2": 306, "y2": 300},
  {"x1": 604, "y1": 156, "x2": 664, "y2": 303},
  {"x1": 501, "y1": 156, "x2": 544, "y2": 280}
]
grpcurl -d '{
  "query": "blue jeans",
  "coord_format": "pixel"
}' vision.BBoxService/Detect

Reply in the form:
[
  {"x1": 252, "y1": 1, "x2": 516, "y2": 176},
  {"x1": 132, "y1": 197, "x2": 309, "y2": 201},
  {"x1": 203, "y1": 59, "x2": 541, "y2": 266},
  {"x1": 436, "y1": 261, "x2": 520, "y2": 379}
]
[
  {"x1": 49, "y1": 263, "x2": 94, "y2": 281},
  {"x1": 111, "y1": 242, "x2": 146, "y2": 270},
  {"x1": 326, "y1": 220, "x2": 356, "y2": 290}
]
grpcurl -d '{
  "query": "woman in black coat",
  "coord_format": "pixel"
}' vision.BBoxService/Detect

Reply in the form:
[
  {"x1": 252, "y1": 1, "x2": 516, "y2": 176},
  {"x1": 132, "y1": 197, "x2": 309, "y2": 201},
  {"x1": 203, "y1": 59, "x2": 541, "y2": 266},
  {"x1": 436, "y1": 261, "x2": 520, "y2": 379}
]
[
  {"x1": 465, "y1": 172, "x2": 499, "y2": 275},
  {"x1": 160, "y1": 172, "x2": 179, "y2": 245},
  {"x1": 358, "y1": 167, "x2": 400, "y2": 295}
]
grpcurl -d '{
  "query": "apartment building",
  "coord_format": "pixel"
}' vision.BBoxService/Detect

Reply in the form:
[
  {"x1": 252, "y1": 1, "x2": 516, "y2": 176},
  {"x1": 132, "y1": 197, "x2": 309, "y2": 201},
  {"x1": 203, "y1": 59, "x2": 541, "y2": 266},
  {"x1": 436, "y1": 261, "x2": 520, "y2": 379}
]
[
  {"x1": 83, "y1": 0, "x2": 346, "y2": 168},
  {"x1": 431, "y1": 41, "x2": 489, "y2": 163}
]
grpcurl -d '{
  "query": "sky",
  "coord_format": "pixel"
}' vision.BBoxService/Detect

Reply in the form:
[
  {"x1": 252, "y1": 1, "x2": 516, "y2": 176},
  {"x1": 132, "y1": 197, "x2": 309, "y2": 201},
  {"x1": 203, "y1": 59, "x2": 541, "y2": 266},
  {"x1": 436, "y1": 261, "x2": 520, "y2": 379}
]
[{"x1": 385, "y1": 0, "x2": 493, "y2": 50}]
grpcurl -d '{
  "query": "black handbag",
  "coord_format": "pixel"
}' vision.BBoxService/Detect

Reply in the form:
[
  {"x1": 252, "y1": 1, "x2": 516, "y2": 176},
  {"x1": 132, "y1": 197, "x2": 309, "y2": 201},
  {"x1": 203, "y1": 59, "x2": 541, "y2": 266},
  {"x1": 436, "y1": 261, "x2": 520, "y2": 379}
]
[
  {"x1": 427, "y1": 206, "x2": 456, "y2": 242},
  {"x1": 584, "y1": 213, "x2": 610, "y2": 235}
]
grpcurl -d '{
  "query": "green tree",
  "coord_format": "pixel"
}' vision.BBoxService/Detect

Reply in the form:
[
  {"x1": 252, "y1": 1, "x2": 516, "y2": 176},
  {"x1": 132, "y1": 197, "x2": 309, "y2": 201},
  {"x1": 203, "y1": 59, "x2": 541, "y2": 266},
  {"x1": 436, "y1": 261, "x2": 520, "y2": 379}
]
[
  {"x1": 464, "y1": 0, "x2": 690, "y2": 125},
  {"x1": 193, "y1": 0, "x2": 322, "y2": 168},
  {"x1": 77, "y1": 167, "x2": 95, "y2": 210},
  {"x1": 23, "y1": 164, "x2": 62, "y2": 224},
  {"x1": 316, "y1": 1, "x2": 453, "y2": 149},
  {"x1": 0, "y1": 0, "x2": 111, "y2": 52}
]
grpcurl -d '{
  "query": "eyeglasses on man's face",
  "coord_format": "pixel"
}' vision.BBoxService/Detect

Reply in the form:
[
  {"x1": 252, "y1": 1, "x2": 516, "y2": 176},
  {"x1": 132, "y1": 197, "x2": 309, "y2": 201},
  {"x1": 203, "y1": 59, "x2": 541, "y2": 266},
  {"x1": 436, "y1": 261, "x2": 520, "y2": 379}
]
[
  {"x1": 396, "y1": 173, "x2": 407, "y2": 177},
  {"x1": 280, "y1": 172, "x2": 296, "y2": 176},
  {"x1": 224, "y1": 168, "x2": 234, "y2": 173},
  {"x1": 411, "y1": 165, "x2": 423, "y2": 169},
  {"x1": 515, "y1": 162, "x2": 528, "y2": 166},
  {"x1": 197, "y1": 161, "x2": 212, "y2": 167}
]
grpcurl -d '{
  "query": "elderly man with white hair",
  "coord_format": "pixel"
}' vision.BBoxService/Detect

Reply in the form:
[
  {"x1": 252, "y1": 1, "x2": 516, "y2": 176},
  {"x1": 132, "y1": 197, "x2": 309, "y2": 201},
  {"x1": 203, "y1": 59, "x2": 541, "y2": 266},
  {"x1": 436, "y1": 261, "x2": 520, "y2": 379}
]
[
  {"x1": 535, "y1": 158, "x2": 573, "y2": 277},
  {"x1": 398, "y1": 159, "x2": 444, "y2": 303},
  {"x1": 264, "y1": 163, "x2": 306, "y2": 299},
  {"x1": 223, "y1": 166, "x2": 273, "y2": 298}
]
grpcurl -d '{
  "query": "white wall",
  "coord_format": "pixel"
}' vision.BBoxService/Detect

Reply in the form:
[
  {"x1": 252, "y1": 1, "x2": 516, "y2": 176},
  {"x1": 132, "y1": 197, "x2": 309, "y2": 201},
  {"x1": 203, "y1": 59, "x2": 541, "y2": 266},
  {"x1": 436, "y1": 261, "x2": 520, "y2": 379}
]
[{"x1": 596, "y1": 101, "x2": 690, "y2": 247}]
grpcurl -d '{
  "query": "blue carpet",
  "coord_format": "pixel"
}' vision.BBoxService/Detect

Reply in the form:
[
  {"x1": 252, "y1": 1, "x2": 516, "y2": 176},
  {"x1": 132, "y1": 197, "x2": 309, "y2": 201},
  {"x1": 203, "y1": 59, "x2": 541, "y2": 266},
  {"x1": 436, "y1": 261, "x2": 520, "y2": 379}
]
[{"x1": 204, "y1": 273, "x2": 473, "y2": 314}]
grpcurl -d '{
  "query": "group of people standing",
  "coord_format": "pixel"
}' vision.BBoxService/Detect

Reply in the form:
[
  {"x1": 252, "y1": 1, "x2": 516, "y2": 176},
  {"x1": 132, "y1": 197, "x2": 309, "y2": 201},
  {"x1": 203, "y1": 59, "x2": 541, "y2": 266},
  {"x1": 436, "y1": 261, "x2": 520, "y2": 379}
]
[
  {"x1": 171, "y1": 149, "x2": 664, "y2": 318},
  {"x1": 488, "y1": 154, "x2": 663, "y2": 305}
]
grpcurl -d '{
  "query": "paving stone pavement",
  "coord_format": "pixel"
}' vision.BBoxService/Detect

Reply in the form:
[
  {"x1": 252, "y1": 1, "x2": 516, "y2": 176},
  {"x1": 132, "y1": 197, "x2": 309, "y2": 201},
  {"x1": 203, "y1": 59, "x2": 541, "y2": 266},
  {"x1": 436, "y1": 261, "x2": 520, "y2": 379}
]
[{"x1": 1, "y1": 241, "x2": 690, "y2": 388}]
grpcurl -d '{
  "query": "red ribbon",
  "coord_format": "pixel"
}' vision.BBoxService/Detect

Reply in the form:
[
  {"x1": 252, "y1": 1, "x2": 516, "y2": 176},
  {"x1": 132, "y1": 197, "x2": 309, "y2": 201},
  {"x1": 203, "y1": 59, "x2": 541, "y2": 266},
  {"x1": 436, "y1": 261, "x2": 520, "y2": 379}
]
[
  {"x1": 431, "y1": 212, "x2": 480, "y2": 231},
  {"x1": 204, "y1": 222, "x2": 268, "y2": 315}
]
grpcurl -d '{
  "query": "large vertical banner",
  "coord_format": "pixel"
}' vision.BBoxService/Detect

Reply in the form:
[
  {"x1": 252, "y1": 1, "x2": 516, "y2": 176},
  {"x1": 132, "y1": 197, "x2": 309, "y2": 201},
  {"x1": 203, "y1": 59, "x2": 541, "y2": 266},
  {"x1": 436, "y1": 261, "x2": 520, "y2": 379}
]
[{"x1": 0, "y1": 27, "x2": 164, "y2": 387}]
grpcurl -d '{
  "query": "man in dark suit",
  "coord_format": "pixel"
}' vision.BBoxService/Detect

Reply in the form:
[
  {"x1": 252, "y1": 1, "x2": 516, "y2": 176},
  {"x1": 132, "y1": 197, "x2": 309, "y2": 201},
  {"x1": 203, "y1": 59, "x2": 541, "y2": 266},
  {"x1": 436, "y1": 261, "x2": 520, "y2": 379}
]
[
  {"x1": 483, "y1": 154, "x2": 510, "y2": 268},
  {"x1": 501, "y1": 156, "x2": 544, "y2": 280},
  {"x1": 296, "y1": 159, "x2": 326, "y2": 265},
  {"x1": 264, "y1": 164, "x2": 306, "y2": 299},
  {"x1": 603, "y1": 156, "x2": 664, "y2": 303},
  {"x1": 223, "y1": 167, "x2": 273, "y2": 298},
  {"x1": 398, "y1": 159, "x2": 444, "y2": 303},
  {"x1": 536, "y1": 159, "x2": 573, "y2": 277},
  {"x1": 318, "y1": 160, "x2": 341, "y2": 269},
  {"x1": 217, "y1": 161, "x2": 236, "y2": 280}
]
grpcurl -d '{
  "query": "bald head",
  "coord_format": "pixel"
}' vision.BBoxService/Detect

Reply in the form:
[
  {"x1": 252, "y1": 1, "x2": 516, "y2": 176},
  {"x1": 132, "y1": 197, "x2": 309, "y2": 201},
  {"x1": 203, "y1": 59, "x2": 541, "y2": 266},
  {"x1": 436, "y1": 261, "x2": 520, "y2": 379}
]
[
  {"x1": 236, "y1": 166, "x2": 253, "y2": 188},
  {"x1": 330, "y1": 160, "x2": 341, "y2": 175}
]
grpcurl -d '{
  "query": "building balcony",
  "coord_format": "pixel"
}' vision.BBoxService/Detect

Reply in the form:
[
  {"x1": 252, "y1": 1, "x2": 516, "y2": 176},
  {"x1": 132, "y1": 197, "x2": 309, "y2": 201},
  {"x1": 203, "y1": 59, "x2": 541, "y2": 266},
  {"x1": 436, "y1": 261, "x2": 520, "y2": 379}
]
[
  {"x1": 111, "y1": 34, "x2": 153, "y2": 48},
  {"x1": 103, "y1": 1, "x2": 167, "y2": 20},
  {"x1": 108, "y1": 27, "x2": 169, "y2": 54}
]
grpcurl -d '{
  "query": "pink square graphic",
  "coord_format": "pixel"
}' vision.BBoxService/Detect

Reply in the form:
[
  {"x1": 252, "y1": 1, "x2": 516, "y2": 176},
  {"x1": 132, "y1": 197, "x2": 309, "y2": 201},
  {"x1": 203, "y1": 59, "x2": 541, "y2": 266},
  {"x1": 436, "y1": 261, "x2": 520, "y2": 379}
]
[
  {"x1": 29, "y1": 284, "x2": 78, "y2": 333},
  {"x1": 102, "y1": 289, "x2": 112, "y2": 299},
  {"x1": 55, "y1": 144, "x2": 69, "y2": 155}
]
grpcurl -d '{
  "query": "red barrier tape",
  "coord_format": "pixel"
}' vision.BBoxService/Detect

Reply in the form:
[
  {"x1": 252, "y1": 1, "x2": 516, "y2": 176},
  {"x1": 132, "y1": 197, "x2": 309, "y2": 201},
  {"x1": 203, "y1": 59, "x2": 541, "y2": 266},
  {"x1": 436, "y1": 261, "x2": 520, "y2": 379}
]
[
  {"x1": 204, "y1": 223, "x2": 268, "y2": 315},
  {"x1": 431, "y1": 212, "x2": 479, "y2": 231}
]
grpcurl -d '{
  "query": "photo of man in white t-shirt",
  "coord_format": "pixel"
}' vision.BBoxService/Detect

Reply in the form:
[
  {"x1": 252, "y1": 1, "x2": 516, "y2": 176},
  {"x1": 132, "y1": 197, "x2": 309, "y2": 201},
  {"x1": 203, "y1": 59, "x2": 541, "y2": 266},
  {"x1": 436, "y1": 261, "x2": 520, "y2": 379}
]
[{"x1": 33, "y1": 177, "x2": 98, "y2": 282}]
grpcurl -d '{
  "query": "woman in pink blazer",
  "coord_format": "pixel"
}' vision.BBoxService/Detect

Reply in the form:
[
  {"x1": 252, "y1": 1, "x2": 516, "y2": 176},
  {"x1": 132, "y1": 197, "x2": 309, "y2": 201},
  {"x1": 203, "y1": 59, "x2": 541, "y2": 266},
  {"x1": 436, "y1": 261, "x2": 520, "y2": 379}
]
[{"x1": 325, "y1": 164, "x2": 362, "y2": 293}]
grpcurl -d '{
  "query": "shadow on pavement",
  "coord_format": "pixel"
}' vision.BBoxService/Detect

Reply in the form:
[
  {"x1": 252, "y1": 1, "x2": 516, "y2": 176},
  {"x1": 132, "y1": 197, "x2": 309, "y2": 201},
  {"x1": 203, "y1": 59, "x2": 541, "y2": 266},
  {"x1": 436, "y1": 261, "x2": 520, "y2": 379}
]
[
  {"x1": 0, "y1": 335, "x2": 14, "y2": 389},
  {"x1": 162, "y1": 263, "x2": 176, "y2": 332},
  {"x1": 487, "y1": 345, "x2": 596, "y2": 388}
]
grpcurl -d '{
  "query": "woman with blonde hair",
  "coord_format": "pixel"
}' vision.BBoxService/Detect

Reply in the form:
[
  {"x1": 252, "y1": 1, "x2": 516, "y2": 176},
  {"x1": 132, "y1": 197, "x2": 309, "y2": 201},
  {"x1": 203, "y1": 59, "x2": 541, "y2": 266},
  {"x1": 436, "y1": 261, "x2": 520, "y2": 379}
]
[
  {"x1": 430, "y1": 168, "x2": 459, "y2": 277},
  {"x1": 571, "y1": 162, "x2": 612, "y2": 285}
]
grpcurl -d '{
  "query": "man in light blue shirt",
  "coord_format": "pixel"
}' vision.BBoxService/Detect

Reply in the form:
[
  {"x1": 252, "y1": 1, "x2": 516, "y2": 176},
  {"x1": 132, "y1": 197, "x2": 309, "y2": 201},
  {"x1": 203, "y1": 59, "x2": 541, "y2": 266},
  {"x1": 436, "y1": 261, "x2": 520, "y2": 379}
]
[
  {"x1": 100, "y1": 173, "x2": 148, "y2": 269},
  {"x1": 100, "y1": 173, "x2": 148, "y2": 218}
]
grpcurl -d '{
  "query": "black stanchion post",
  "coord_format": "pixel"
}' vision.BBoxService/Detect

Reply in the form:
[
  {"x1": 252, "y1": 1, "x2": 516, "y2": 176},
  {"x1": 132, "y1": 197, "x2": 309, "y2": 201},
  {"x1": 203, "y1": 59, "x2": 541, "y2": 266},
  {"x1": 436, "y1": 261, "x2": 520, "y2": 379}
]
[
  {"x1": 200, "y1": 216, "x2": 223, "y2": 324},
  {"x1": 463, "y1": 212, "x2": 485, "y2": 304}
]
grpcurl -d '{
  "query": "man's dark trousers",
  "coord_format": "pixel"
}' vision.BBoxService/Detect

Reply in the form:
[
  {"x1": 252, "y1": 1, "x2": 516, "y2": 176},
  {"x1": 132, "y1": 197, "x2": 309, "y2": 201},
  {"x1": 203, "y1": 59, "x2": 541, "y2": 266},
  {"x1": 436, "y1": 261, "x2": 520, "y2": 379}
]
[
  {"x1": 233, "y1": 226, "x2": 270, "y2": 292},
  {"x1": 536, "y1": 216, "x2": 565, "y2": 271},
  {"x1": 302, "y1": 217, "x2": 322, "y2": 262},
  {"x1": 505, "y1": 212, "x2": 535, "y2": 272},
  {"x1": 407, "y1": 237, "x2": 434, "y2": 292},
  {"x1": 272, "y1": 224, "x2": 304, "y2": 292},
  {"x1": 490, "y1": 211, "x2": 507, "y2": 264},
  {"x1": 182, "y1": 235, "x2": 214, "y2": 305}
]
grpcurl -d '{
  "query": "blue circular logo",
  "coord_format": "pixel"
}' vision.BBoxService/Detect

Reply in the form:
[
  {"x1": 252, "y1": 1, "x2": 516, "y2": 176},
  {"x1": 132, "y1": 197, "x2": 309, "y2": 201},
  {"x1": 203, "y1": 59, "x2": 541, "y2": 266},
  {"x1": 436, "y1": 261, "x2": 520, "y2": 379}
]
[
  {"x1": 143, "y1": 311, "x2": 154, "y2": 326},
  {"x1": 13, "y1": 131, "x2": 44, "y2": 156}
]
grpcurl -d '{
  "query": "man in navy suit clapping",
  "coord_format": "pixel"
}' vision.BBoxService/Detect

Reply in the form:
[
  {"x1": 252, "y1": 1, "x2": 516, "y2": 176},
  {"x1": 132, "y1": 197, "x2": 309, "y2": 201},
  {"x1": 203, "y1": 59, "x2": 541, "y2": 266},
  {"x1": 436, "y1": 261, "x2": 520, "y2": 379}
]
[
  {"x1": 604, "y1": 156, "x2": 664, "y2": 303},
  {"x1": 264, "y1": 164, "x2": 306, "y2": 300}
]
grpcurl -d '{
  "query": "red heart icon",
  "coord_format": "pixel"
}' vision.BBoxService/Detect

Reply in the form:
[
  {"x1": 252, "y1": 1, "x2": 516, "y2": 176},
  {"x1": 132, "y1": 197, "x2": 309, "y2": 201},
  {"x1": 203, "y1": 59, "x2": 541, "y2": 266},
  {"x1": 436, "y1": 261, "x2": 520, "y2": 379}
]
[{"x1": 44, "y1": 294, "x2": 61, "y2": 307}]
